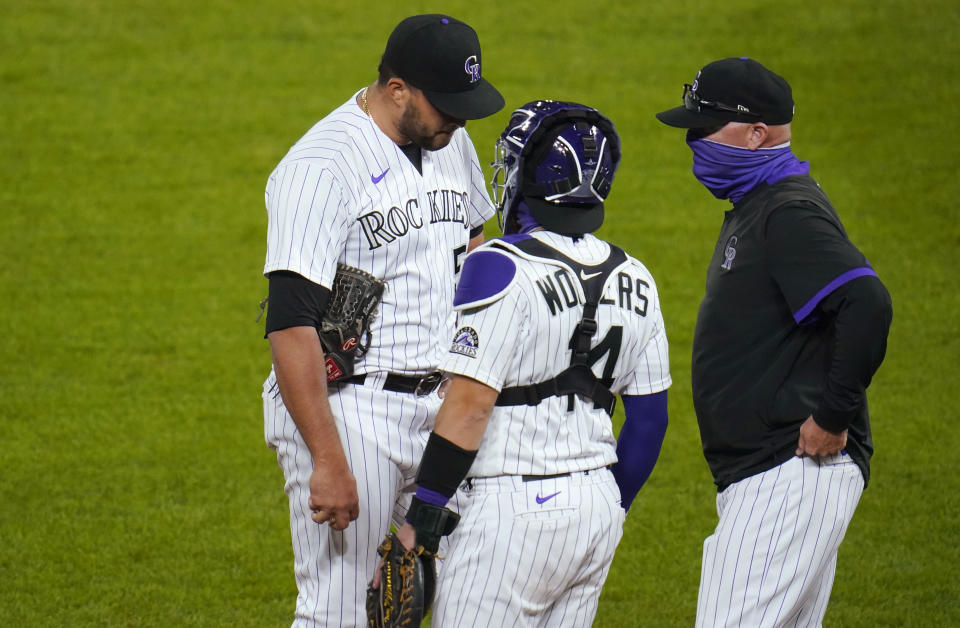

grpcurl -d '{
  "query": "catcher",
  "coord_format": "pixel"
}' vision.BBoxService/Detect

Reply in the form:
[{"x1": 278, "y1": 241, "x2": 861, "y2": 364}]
[{"x1": 374, "y1": 101, "x2": 672, "y2": 627}]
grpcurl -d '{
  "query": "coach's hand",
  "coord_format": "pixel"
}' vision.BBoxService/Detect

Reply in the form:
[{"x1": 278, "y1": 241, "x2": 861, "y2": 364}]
[
  {"x1": 795, "y1": 415, "x2": 847, "y2": 458},
  {"x1": 309, "y1": 461, "x2": 359, "y2": 530}
]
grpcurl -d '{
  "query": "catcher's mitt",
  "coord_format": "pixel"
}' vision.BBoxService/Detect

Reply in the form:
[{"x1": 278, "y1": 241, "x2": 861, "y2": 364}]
[
  {"x1": 319, "y1": 264, "x2": 385, "y2": 382},
  {"x1": 366, "y1": 533, "x2": 437, "y2": 628}
]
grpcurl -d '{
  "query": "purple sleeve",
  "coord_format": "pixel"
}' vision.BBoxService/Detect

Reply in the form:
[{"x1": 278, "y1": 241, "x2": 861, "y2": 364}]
[{"x1": 611, "y1": 391, "x2": 668, "y2": 512}]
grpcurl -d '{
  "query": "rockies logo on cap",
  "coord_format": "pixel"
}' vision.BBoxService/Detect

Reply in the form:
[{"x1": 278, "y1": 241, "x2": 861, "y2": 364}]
[
  {"x1": 464, "y1": 55, "x2": 480, "y2": 83},
  {"x1": 381, "y1": 14, "x2": 504, "y2": 120}
]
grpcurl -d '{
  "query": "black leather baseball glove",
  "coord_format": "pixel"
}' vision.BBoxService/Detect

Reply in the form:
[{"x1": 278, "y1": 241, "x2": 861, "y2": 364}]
[
  {"x1": 366, "y1": 532, "x2": 436, "y2": 628},
  {"x1": 366, "y1": 499, "x2": 461, "y2": 627},
  {"x1": 319, "y1": 264, "x2": 385, "y2": 382}
]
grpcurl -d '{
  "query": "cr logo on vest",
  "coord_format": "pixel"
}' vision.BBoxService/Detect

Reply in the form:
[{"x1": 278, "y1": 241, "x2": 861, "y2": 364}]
[{"x1": 721, "y1": 235, "x2": 738, "y2": 271}]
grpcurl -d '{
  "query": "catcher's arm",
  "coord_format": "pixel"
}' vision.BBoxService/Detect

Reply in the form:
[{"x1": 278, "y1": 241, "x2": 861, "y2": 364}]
[
  {"x1": 431, "y1": 374, "x2": 499, "y2": 450},
  {"x1": 370, "y1": 375, "x2": 496, "y2": 579},
  {"x1": 611, "y1": 391, "x2": 668, "y2": 512},
  {"x1": 366, "y1": 377, "x2": 497, "y2": 626},
  {"x1": 404, "y1": 376, "x2": 498, "y2": 548}
]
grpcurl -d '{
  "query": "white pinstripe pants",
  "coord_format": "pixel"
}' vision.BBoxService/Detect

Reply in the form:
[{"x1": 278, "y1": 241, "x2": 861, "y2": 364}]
[
  {"x1": 695, "y1": 453, "x2": 864, "y2": 628},
  {"x1": 431, "y1": 468, "x2": 625, "y2": 628},
  {"x1": 263, "y1": 371, "x2": 443, "y2": 628}
]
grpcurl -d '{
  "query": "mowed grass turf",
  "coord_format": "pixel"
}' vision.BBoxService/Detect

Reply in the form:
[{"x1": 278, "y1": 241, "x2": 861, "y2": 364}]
[{"x1": 1, "y1": 1, "x2": 956, "y2": 626}]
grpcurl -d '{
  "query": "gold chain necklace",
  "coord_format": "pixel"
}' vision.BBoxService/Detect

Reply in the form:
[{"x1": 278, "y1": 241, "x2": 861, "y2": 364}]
[{"x1": 361, "y1": 88, "x2": 370, "y2": 116}]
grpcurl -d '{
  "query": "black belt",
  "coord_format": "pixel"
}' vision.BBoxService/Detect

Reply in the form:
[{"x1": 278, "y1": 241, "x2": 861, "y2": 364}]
[
  {"x1": 521, "y1": 472, "x2": 571, "y2": 482},
  {"x1": 520, "y1": 466, "x2": 610, "y2": 482},
  {"x1": 344, "y1": 372, "x2": 443, "y2": 396}
]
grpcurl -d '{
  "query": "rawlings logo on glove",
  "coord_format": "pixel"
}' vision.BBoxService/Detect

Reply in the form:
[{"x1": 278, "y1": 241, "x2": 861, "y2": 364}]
[{"x1": 319, "y1": 264, "x2": 386, "y2": 382}]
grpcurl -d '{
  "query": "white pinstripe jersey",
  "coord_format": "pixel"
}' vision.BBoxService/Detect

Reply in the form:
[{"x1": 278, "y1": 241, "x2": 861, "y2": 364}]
[
  {"x1": 263, "y1": 91, "x2": 494, "y2": 374},
  {"x1": 440, "y1": 231, "x2": 672, "y2": 477}
]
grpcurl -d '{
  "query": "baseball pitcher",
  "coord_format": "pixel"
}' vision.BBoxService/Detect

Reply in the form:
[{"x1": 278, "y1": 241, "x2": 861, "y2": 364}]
[{"x1": 260, "y1": 14, "x2": 503, "y2": 627}]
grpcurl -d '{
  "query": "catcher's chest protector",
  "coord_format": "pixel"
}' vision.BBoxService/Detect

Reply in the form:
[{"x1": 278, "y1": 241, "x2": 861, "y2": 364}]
[{"x1": 490, "y1": 237, "x2": 627, "y2": 415}]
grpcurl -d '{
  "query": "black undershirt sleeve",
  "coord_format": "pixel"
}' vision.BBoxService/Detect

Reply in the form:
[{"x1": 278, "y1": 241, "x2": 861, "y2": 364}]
[
  {"x1": 812, "y1": 275, "x2": 893, "y2": 432},
  {"x1": 469, "y1": 224, "x2": 484, "y2": 239},
  {"x1": 264, "y1": 271, "x2": 331, "y2": 337}
]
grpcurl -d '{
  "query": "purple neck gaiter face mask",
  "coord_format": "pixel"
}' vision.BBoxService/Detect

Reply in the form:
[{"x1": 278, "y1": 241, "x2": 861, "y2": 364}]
[{"x1": 686, "y1": 132, "x2": 810, "y2": 203}]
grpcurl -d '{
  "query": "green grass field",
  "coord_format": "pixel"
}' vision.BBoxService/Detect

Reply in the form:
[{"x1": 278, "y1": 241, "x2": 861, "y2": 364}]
[{"x1": 2, "y1": 0, "x2": 957, "y2": 625}]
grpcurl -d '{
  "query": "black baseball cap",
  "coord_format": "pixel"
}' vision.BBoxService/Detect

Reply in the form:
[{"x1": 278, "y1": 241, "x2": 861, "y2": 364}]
[
  {"x1": 382, "y1": 14, "x2": 504, "y2": 120},
  {"x1": 656, "y1": 57, "x2": 794, "y2": 128}
]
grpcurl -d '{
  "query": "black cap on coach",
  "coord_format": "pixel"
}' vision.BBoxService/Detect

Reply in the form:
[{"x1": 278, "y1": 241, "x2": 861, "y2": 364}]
[
  {"x1": 382, "y1": 14, "x2": 505, "y2": 121},
  {"x1": 656, "y1": 57, "x2": 794, "y2": 128}
]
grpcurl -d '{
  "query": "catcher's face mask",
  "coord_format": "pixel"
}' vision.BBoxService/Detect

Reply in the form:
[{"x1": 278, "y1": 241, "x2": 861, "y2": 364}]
[
  {"x1": 489, "y1": 136, "x2": 518, "y2": 231},
  {"x1": 490, "y1": 100, "x2": 621, "y2": 236}
]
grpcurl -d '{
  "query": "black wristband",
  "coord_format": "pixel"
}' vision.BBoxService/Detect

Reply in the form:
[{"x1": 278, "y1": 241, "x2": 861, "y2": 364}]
[{"x1": 416, "y1": 432, "x2": 478, "y2": 498}]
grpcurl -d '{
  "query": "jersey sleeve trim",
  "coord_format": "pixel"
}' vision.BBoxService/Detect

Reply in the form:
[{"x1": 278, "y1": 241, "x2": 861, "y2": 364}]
[
  {"x1": 792, "y1": 266, "x2": 878, "y2": 323},
  {"x1": 440, "y1": 365, "x2": 505, "y2": 393},
  {"x1": 624, "y1": 375, "x2": 673, "y2": 396}
]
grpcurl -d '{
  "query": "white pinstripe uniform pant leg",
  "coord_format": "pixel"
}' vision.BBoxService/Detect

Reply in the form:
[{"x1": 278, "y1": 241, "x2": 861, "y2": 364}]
[
  {"x1": 431, "y1": 468, "x2": 625, "y2": 628},
  {"x1": 695, "y1": 453, "x2": 864, "y2": 628},
  {"x1": 263, "y1": 372, "x2": 440, "y2": 627}
]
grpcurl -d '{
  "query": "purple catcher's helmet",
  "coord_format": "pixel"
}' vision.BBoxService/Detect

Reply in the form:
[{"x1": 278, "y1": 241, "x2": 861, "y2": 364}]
[{"x1": 490, "y1": 100, "x2": 621, "y2": 235}]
